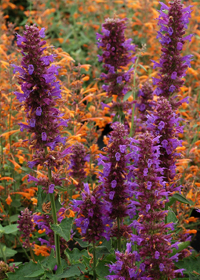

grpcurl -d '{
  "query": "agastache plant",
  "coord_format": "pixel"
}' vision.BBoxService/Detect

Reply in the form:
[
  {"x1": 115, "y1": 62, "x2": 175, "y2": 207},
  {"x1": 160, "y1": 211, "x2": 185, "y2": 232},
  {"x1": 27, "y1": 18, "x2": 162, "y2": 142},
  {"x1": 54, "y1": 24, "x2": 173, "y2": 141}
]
[
  {"x1": 152, "y1": 0, "x2": 193, "y2": 109},
  {"x1": 98, "y1": 122, "x2": 137, "y2": 250},
  {"x1": 129, "y1": 132, "x2": 184, "y2": 279},
  {"x1": 72, "y1": 183, "x2": 111, "y2": 279},
  {"x1": 146, "y1": 97, "x2": 183, "y2": 194},
  {"x1": 12, "y1": 24, "x2": 69, "y2": 265},
  {"x1": 97, "y1": 18, "x2": 136, "y2": 121}
]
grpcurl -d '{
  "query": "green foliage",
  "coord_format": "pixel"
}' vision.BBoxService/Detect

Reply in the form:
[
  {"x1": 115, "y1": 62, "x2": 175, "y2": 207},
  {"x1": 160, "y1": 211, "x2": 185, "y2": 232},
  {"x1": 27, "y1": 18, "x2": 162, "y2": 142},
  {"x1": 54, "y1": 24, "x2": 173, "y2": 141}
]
[
  {"x1": 167, "y1": 193, "x2": 194, "y2": 207},
  {"x1": 51, "y1": 217, "x2": 74, "y2": 242}
]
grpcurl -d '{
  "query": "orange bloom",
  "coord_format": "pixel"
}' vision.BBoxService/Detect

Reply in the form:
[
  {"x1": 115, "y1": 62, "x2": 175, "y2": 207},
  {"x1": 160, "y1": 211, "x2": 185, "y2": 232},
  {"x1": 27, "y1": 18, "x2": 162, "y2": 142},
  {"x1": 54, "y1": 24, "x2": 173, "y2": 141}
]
[
  {"x1": 33, "y1": 244, "x2": 50, "y2": 257},
  {"x1": 5, "y1": 195, "x2": 12, "y2": 205}
]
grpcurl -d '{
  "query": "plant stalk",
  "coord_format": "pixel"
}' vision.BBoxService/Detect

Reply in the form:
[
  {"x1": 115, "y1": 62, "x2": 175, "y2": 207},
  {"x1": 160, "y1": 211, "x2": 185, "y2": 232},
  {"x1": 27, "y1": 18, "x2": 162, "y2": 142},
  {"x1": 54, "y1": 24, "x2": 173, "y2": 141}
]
[{"x1": 93, "y1": 241, "x2": 97, "y2": 280}]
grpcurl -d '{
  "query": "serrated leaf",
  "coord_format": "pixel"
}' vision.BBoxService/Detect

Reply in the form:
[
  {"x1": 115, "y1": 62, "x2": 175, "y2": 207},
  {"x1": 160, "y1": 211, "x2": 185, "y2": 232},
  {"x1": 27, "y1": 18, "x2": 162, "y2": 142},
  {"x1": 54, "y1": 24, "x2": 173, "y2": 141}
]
[
  {"x1": 96, "y1": 260, "x2": 110, "y2": 278},
  {"x1": 0, "y1": 244, "x2": 17, "y2": 258},
  {"x1": 123, "y1": 91, "x2": 132, "y2": 101},
  {"x1": 167, "y1": 209, "x2": 178, "y2": 224},
  {"x1": 89, "y1": 246, "x2": 110, "y2": 260},
  {"x1": 176, "y1": 255, "x2": 200, "y2": 275},
  {"x1": 51, "y1": 217, "x2": 73, "y2": 242},
  {"x1": 54, "y1": 263, "x2": 85, "y2": 278},
  {"x1": 41, "y1": 250, "x2": 56, "y2": 270},
  {"x1": 6, "y1": 261, "x2": 40, "y2": 280},
  {"x1": 4, "y1": 224, "x2": 19, "y2": 235},
  {"x1": 65, "y1": 248, "x2": 89, "y2": 264},
  {"x1": 74, "y1": 238, "x2": 89, "y2": 248}
]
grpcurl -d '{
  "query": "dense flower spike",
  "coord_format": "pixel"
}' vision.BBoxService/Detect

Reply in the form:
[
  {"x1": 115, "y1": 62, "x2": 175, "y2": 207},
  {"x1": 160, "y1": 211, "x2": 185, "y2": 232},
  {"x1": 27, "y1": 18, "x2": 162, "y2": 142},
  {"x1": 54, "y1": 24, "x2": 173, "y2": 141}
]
[
  {"x1": 98, "y1": 122, "x2": 134, "y2": 221},
  {"x1": 152, "y1": 0, "x2": 193, "y2": 108},
  {"x1": 68, "y1": 142, "x2": 89, "y2": 190},
  {"x1": 146, "y1": 97, "x2": 183, "y2": 193},
  {"x1": 17, "y1": 208, "x2": 35, "y2": 248},
  {"x1": 129, "y1": 132, "x2": 177, "y2": 279},
  {"x1": 12, "y1": 25, "x2": 68, "y2": 167},
  {"x1": 137, "y1": 81, "x2": 154, "y2": 122},
  {"x1": 72, "y1": 183, "x2": 111, "y2": 242},
  {"x1": 97, "y1": 18, "x2": 136, "y2": 99},
  {"x1": 106, "y1": 243, "x2": 141, "y2": 280}
]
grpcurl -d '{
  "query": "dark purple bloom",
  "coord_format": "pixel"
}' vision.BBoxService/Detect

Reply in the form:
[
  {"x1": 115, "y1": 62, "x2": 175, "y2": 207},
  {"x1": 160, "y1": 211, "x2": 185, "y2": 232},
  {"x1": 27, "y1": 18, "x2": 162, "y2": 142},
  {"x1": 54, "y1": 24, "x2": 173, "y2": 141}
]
[
  {"x1": 12, "y1": 24, "x2": 69, "y2": 166},
  {"x1": 153, "y1": 0, "x2": 193, "y2": 109},
  {"x1": 72, "y1": 183, "x2": 111, "y2": 242},
  {"x1": 17, "y1": 208, "x2": 35, "y2": 248},
  {"x1": 97, "y1": 17, "x2": 136, "y2": 120}
]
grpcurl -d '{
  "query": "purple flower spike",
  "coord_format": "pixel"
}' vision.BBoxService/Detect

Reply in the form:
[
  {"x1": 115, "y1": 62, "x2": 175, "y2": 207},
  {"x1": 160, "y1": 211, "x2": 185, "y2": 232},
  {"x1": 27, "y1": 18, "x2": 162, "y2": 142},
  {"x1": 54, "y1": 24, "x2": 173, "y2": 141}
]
[
  {"x1": 12, "y1": 24, "x2": 69, "y2": 158},
  {"x1": 153, "y1": 0, "x2": 193, "y2": 109},
  {"x1": 97, "y1": 17, "x2": 136, "y2": 101}
]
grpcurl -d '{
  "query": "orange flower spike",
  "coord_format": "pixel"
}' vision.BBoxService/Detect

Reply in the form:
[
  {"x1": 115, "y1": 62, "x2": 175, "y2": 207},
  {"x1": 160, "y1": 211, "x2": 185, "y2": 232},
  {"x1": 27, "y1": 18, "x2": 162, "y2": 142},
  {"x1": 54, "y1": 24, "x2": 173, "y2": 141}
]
[{"x1": 5, "y1": 195, "x2": 12, "y2": 205}]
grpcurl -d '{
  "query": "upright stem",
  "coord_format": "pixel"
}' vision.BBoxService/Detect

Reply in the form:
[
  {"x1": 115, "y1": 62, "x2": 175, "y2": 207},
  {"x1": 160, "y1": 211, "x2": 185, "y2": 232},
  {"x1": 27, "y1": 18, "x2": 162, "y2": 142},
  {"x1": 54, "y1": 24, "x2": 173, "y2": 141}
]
[
  {"x1": 48, "y1": 166, "x2": 61, "y2": 266},
  {"x1": 117, "y1": 217, "x2": 121, "y2": 251},
  {"x1": 93, "y1": 241, "x2": 97, "y2": 280},
  {"x1": 129, "y1": 57, "x2": 139, "y2": 137}
]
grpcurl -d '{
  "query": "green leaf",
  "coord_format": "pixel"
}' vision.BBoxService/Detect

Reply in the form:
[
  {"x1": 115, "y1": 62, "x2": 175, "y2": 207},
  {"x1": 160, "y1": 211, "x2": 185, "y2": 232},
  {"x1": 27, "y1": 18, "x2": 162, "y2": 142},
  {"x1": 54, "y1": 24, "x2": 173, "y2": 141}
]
[
  {"x1": 167, "y1": 209, "x2": 178, "y2": 224},
  {"x1": 65, "y1": 248, "x2": 89, "y2": 264},
  {"x1": 54, "y1": 263, "x2": 85, "y2": 278},
  {"x1": 90, "y1": 246, "x2": 110, "y2": 260},
  {"x1": 189, "y1": 273, "x2": 199, "y2": 280},
  {"x1": 36, "y1": 185, "x2": 48, "y2": 212},
  {"x1": 96, "y1": 260, "x2": 110, "y2": 278},
  {"x1": 41, "y1": 250, "x2": 56, "y2": 270},
  {"x1": 138, "y1": 63, "x2": 147, "y2": 72},
  {"x1": 9, "y1": 214, "x2": 19, "y2": 223},
  {"x1": 25, "y1": 269, "x2": 44, "y2": 278},
  {"x1": 168, "y1": 193, "x2": 193, "y2": 207},
  {"x1": 4, "y1": 224, "x2": 19, "y2": 235},
  {"x1": 9, "y1": 262, "x2": 22, "y2": 267},
  {"x1": 0, "y1": 244, "x2": 17, "y2": 258},
  {"x1": 123, "y1": 91, "x2": 132, "y2": 101},
  {"x1": 6, "y1": 261, "x2": 40, "y2": 280},
  {"x1": 101, "y1": 239, "x2": 112, "y2": 251},
  {"x1": 11, "y1": 200, "x2": 21, "y2": 208},
  {"x1": 51, "y1": 217, "x2": 73, "y2": 242},
  {"x1": 175, "y1": 255, "x2": 200, "y2": 275}
]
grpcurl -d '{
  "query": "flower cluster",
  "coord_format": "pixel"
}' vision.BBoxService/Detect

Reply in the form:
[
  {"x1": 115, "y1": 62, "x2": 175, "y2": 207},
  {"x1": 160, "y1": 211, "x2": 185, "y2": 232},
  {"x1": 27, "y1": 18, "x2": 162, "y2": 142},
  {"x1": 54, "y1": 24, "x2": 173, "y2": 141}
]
[
  {"x1": 98, "y1": 122, "x2": 134, "y2": 222},
  {"x1": 137, "y1": 81, "x2": 154, "y2": 122},
  {"x1": 72, "y1": 183, "x2": 111, "y2": 243},
  {"x1": 97, "y1": 18, "x2": 136, "y2": 99},
  {"x1": 129, "y1": 132, "x2": 177, "y2": 279},
  {"x1": 146, "y1": 97, "x2": 183, "y2": 193},
  {"x1": 12, "y1": 24, "x2": 68, "y2": 167},
  {"x1": 68, "y1": 142, "x2": 89, "y2": 191},
  {"x1": 152, "y1": 0, "x2": 193, "y2": 108},
  {"x1": 106, "y1": 243, "x2": 140, "y2": 280},
  {"x1": 17, "y1": 208, "x2": 35, "y2": 248}
]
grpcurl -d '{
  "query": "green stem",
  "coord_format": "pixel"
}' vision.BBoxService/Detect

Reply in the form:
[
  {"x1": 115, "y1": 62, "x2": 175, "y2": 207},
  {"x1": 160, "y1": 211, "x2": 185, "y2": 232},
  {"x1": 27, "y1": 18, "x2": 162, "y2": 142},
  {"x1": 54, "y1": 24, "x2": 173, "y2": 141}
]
[
  {"x1": 129, "y1": 57, "x2": 139, "y2": 137},
  {"x1": 93, "y1": 241, "x2": 97, "y2": 280},
  {"x1": 48, "y1": 168, "x2": 61, "y2": 266},
  {"x1": 16, "y1": 235, "x2": 31, "y2": 261},
  {"x1": 0, "y1": 242, "x2": 6, "y2": 263},
  {"x1": 117, "y1": 217, "x2": 121, "y2": 251},
  {"x1": 45, "y1": 148, "x2": 61, "y2": 266},
  {"x1": 165, "y1": 203, "x2": 168, "y2": 224}
]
